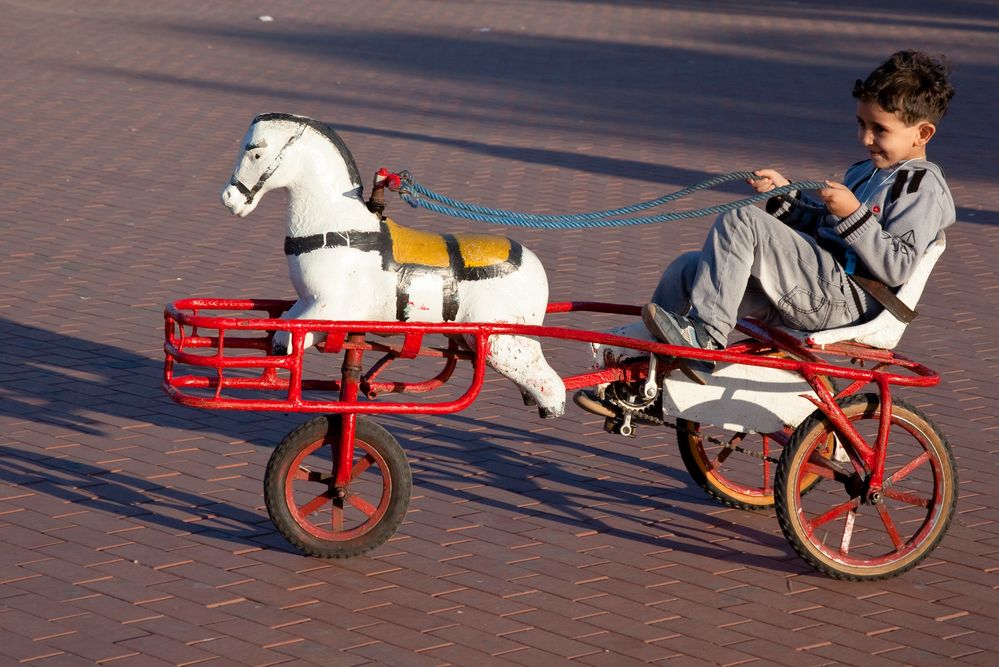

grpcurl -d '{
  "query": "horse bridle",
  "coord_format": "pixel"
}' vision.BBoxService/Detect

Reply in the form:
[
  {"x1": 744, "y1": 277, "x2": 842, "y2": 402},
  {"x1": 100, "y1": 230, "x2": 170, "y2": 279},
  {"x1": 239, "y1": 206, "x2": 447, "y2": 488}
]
[{"x1": 229, "y1": 122, "x2": 306, "y2": 205}]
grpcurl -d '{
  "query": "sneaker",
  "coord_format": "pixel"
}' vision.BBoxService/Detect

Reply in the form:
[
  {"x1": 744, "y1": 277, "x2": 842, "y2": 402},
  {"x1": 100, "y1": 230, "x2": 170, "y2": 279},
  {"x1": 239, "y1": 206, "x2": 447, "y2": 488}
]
[
  {"x1": 641, "y1": 304, "x2": 720, "y2": 382},
  {"x1": 641, "y1": 304, "x2": 719, "y2": 350}
]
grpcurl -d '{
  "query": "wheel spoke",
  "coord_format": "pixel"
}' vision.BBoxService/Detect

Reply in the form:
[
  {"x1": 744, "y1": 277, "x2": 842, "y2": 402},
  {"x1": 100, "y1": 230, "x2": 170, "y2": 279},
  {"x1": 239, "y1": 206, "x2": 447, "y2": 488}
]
[
  {"x1": 350, "y1": 453, "x2": 375, "y2": 481},
  {"x1": 299, "y1": 490, "x2": 333, "y2": 517},
  {"x1": 347, "y1": 493, "x2": 378, "y2": 518},
  {"x1": 881, "y1": 487, "x2": 930, "y2": 508},
  {"x1": 331, "y1": 500, "x2": 344, "y2": 532},
  {"x1": 839, "y1": 508, "x2": 857, "y2": 554},
  {"x1": 876, "y1": 504, "x2": 904, "y2": 549},
  {"x1": 802, "y1": 455, "x2": 839, "y2": 482},
  {"x1": 809, "y1": 496, "x2": 860, "y2": 530},
  {"x1": 886, "y1": 451, "x2": 930, "y2": 486},
  {"x1": 292, "y1": 465, "x2": 331, "y2": 484}
]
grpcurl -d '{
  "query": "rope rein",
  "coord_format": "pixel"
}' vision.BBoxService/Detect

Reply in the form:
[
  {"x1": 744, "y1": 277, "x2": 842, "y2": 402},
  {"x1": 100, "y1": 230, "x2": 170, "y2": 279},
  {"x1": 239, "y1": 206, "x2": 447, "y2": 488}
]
[{"x1": 378, "y1": 170, "x2": 828, "y2": 230}]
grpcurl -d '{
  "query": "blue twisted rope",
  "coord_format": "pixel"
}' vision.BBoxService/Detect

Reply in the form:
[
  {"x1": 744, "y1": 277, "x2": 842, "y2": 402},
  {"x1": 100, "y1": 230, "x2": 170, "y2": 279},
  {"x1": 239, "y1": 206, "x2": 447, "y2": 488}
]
[{"x1": 392, "y1": 171, "x2": 828, "y2": 229}]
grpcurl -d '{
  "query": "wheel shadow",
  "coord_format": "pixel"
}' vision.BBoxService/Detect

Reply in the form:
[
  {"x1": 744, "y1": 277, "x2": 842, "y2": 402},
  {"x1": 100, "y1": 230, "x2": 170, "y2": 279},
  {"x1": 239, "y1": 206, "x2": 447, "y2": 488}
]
[{"x1": 382, "y1": 411, "x2": 799, "y2": 573}]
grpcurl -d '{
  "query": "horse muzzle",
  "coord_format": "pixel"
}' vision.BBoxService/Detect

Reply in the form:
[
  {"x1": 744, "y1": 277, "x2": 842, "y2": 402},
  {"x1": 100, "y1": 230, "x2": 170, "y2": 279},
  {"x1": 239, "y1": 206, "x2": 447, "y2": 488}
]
[{"x1": 221, "y1": 180, "x2": 256, "y2": 217}]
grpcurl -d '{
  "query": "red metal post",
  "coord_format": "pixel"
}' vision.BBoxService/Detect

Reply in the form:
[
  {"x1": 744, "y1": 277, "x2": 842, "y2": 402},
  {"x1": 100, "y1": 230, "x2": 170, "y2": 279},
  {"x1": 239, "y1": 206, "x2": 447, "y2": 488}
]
[
  {"x1": 867, "y1": 376, "x2": 894, "y2": 492},
  {"x1": 333, "y1": 333, "x2": 365, "y2": 492}
]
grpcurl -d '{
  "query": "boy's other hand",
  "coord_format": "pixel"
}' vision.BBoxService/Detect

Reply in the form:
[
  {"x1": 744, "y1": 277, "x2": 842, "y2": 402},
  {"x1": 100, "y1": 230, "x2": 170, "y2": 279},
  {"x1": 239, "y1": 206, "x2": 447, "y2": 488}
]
[
  {"x1": 817, "y1": 181, "x2": 862, "y2": 218},
  {"x1": 747, "y1": 169, "x2": 789, "y2": 193}
]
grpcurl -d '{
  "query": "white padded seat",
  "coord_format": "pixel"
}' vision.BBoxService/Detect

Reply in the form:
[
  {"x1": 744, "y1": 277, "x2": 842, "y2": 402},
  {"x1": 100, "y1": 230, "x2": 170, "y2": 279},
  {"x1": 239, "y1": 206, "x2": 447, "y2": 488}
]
[{"x1": 799, "y1": 233, "x2": 946, "y2": 350}]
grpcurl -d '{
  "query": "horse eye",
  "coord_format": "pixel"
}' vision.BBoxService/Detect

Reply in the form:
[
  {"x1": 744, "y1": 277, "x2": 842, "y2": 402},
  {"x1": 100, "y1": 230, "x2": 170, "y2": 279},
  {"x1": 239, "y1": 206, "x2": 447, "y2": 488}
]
[{"x1": 253, "y1": 153, "x2": 262, "y2": 160}]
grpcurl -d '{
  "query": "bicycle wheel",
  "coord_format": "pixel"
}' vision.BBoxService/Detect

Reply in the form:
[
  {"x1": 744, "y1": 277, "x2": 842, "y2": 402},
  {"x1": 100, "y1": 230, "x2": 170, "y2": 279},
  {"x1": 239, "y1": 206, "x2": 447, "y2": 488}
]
[
  {"x1": 264, "y1": 415, "x2": 412, "y2": 558},
  {"x1": 775, "y1": 394, "x2": 957, "y2": 580}
]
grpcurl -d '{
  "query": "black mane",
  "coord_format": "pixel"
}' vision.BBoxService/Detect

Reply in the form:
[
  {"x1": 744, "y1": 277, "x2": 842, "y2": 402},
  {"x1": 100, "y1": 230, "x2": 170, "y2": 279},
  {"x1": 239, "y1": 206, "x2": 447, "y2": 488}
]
[{"x1": 252, "y1": 112, "x2": 364, "y2": 196}]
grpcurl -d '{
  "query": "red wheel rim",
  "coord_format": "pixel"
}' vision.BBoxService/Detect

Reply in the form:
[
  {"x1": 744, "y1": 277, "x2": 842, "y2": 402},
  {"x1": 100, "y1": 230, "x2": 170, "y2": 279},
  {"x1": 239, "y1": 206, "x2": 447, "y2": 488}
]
[
  {"x1": 693, "y1": 429, "x2": 776, "y2": 499},
  {"x1": 688, "y1": 425, "x2": 801, "y2": 501},
  {"x1": 284, "y1": 436, "x2": 393, "y2": 542}
]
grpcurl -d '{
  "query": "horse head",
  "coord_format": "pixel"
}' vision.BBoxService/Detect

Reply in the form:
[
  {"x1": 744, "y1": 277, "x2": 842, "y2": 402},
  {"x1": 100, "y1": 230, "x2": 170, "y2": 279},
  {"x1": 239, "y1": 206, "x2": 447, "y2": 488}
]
[{"x1": 221, "y1": 113, "x2": 365, "y2": 218}]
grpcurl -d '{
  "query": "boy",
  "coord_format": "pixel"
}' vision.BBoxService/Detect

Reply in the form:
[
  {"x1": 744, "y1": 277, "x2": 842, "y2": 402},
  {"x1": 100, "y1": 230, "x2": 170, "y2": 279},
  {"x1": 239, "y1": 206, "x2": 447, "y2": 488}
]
[{"x1": 643, "y1": 50, "x2": 956, "y2": 358}]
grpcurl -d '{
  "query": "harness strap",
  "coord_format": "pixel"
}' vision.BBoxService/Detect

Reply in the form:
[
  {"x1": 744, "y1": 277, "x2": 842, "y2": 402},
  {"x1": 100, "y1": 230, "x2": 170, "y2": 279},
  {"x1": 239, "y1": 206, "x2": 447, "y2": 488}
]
[
  {"x1": 284, "y1": 230, "x2": 382, "y2": 256},
  {"x1": 849, "y1": 275, "x2": 917, "y2": 324},
  {"x1": 817, "y1": 237, "x2": 917, "y2": 324},
  {"x1": 231, "y1": 124, "x2": 306, "y2": 205}
]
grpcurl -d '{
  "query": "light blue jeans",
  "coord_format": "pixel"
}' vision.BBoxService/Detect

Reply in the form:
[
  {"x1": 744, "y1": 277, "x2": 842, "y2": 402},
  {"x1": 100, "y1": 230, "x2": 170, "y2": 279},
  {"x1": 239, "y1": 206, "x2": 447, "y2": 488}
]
[{"x1": 651, "y1": 205, "x2": 875, "y2": 344}]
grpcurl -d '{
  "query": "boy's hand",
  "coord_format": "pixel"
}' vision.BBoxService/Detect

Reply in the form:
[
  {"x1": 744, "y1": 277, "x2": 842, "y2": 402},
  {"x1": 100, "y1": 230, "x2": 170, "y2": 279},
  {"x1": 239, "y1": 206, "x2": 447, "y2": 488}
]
[
  {"x1": 746, "y1": 169, "x2": 790, "y2": 193},
  {"x1": 817, "y1": 181, "x2": 862, "y2": 218}
]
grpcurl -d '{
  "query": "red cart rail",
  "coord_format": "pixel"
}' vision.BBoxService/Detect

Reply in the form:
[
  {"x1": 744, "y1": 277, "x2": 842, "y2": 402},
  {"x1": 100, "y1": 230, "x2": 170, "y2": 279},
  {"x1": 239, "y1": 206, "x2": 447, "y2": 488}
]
[{"x1": 164, "y1": 298, "x2": 939, "y2": 410}]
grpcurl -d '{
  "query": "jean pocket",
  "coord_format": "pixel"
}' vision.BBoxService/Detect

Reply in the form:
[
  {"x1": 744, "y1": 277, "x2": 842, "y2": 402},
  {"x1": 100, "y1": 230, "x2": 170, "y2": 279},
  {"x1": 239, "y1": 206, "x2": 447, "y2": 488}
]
[{"x1": 778, "y1": 286, "x2": 833, "y2": 330}]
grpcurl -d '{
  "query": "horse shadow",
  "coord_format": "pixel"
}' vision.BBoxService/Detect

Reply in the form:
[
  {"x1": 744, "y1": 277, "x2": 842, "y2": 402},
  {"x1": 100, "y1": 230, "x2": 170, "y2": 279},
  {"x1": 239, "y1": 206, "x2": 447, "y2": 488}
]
[{"x1": 0, "y1": 315, "x2": 794, "y2": 570}]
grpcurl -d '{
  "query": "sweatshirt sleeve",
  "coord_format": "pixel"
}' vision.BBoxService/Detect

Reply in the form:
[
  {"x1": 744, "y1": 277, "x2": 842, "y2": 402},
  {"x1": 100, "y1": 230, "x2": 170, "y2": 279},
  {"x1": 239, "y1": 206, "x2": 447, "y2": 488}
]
[
  {"x1": 765, "y1": 190, "x2": 827, "y2": 234},
  {"x1": 831, "y1": 168, "x2": 954, "y2": 286}
]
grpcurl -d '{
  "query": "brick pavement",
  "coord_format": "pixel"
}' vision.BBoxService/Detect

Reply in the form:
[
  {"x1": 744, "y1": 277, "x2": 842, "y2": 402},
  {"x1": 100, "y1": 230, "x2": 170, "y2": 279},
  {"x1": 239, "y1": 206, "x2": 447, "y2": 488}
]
[{"x1": 1, "y1": 1, "x2": 997, "y2": 665}]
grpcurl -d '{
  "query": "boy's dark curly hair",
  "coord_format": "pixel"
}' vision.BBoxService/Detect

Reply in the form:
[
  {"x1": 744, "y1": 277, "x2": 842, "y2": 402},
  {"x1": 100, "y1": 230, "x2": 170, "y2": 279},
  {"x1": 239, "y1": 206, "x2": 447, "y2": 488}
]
[{"x1": 853, "y1": 51, "x2": 955, "y2": 125}]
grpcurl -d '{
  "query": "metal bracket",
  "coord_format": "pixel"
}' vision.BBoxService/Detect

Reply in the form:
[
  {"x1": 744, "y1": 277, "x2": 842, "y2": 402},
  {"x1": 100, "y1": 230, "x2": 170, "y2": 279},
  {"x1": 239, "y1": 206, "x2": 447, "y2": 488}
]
[{"x1": 641, "y1": 354, "x2": 659, "y2": 400}]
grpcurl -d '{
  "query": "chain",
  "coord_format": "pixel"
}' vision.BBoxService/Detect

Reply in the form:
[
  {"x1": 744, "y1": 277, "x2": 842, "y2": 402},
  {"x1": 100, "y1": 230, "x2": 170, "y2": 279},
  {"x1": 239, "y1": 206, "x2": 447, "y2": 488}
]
[{"x1": 612, "y1": 396, "x2": 780, "y2": 464}]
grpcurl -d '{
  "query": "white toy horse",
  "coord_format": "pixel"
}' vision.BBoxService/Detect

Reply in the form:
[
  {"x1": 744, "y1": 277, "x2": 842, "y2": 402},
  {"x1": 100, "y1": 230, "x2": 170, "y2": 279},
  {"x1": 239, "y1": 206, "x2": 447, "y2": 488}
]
[{"x1": 220, "y1": 113, "x2": 565, "y2": 417}]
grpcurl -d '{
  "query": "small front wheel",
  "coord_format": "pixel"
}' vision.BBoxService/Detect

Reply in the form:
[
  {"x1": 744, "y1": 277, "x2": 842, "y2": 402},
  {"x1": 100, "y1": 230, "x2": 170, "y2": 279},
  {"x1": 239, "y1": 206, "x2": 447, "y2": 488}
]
[
  {"x1": 775, "y1": 394, "x2": 957, "y2": 580},
  {"x1": 264, "y1": 415, "x2": 412, "y2": 558}
]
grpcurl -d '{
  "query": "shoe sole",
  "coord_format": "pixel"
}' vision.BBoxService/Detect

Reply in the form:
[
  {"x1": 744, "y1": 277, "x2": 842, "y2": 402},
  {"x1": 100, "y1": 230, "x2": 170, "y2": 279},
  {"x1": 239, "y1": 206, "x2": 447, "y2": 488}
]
[{"x1": 572, "y1": 390, "x2": 617, "y2": 418}]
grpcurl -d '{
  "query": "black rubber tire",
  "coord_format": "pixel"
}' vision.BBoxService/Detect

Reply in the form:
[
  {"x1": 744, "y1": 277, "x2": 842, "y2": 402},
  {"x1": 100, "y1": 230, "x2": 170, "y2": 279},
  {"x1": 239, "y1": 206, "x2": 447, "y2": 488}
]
[
  {"x1": 264, "y1": 415, "x2": 411, "y2": 558},
  {"x1": 775, "y1": 394, "x2": 957, "y2": 580}
]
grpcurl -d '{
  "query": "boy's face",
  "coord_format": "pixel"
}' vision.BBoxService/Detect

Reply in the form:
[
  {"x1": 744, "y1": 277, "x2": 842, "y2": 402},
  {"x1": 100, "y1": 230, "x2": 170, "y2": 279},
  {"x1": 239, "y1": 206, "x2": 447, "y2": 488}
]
[{"x1": 855, "y1": 100, "x2": 935, "y2": 169}]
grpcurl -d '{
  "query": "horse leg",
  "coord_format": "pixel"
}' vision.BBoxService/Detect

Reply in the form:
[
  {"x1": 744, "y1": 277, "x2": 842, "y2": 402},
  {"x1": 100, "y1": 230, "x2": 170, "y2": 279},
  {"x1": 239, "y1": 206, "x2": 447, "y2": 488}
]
[
  {"x1": 485, "y1": 334, "x2": 565, "y2": 418},
  {"x1": 271, "y1": 299, "x2": 328, "y2": 355}
]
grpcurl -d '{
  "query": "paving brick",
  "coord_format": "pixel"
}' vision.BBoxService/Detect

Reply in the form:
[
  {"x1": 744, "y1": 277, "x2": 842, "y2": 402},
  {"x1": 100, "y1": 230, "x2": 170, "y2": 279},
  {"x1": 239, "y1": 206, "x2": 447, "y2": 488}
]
[
  {"x1": 118, "y1": 632, "x2": 221, "y2": 666},
  {"x1": 266, "y1": 639, "x2": 371, "y2": 667},
  {"x1": 47, "y1": 631, "x2": 146, "y2": 664},
  {"x1": 55, "y1": 611, "x2": 150, "y2": 644},
  {"x1": 179, "y1": 635, "x2": 295, "y2": 667}
]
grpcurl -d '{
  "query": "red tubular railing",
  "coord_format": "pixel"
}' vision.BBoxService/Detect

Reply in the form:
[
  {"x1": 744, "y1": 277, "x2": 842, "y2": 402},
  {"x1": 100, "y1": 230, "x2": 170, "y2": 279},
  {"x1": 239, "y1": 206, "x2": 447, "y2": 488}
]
[{"x1": 163, "y1": 299, "x2": 940, "y2": 420}]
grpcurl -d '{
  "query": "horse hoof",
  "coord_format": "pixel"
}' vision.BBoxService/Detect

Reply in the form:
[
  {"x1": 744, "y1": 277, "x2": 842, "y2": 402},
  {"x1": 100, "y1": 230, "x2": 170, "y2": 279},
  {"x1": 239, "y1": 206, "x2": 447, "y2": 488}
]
[{"x1": 538, "y1": 404, "x2": 565, "y2": 419}]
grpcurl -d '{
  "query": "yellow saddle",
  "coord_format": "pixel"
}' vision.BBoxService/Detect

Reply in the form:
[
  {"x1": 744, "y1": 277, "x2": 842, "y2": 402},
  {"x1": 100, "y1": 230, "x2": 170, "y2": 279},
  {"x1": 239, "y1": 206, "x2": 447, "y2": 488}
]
[{"x1": 383, "y1": 218, "x2": 521, "y2": 280}]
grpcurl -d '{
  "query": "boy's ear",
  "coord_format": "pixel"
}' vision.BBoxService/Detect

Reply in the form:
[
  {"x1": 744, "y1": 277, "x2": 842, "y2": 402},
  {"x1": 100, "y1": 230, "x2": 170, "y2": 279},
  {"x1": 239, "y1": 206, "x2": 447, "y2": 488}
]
[{"x1": 915, "y1": 121, "x2": 937, "y2": 147}]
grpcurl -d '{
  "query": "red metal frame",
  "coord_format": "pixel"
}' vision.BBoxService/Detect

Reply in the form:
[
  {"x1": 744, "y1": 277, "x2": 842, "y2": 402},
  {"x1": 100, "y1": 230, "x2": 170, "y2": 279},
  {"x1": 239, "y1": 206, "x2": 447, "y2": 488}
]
[{"x1": 163, "y1": 298, "x2": 940, "y2": 491}]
